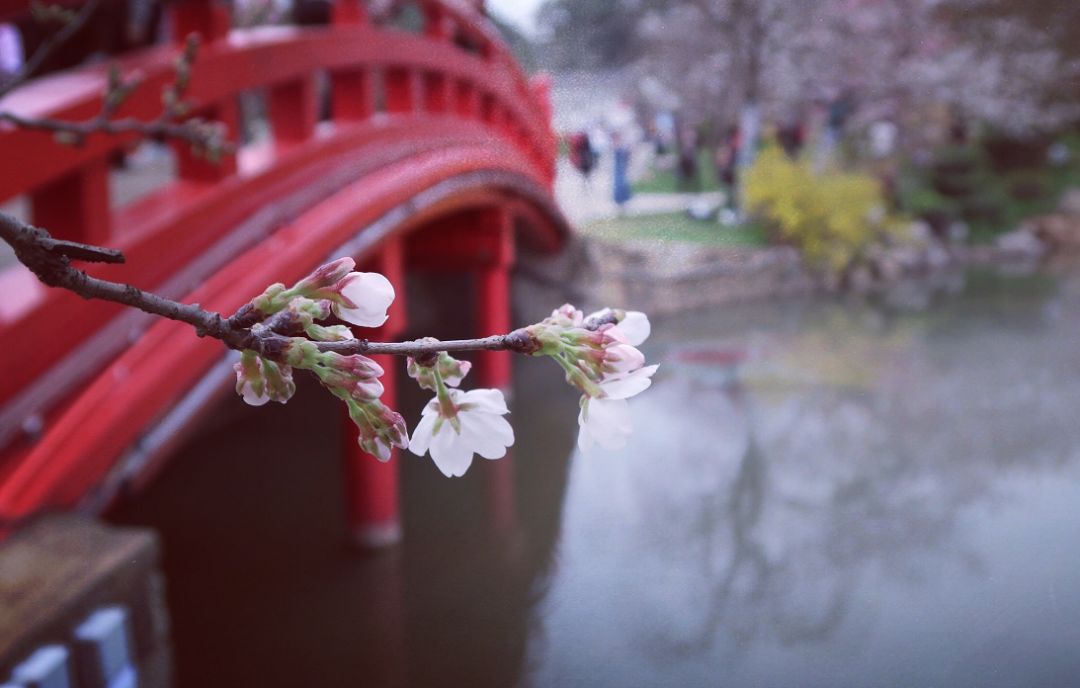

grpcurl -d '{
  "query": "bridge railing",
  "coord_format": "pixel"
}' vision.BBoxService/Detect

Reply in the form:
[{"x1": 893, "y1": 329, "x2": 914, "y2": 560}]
[{"x1": 0, "y1": 0, "x2": 557, "y2": 450}]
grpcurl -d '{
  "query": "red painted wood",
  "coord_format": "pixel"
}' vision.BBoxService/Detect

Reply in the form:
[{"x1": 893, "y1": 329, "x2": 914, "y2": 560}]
[
  {"x1": 331, "y1": 70, "x2": 372, "y2": 122},
  {"x1": 473, "y1": 208, "x2": 514, "y2": 388},
  {"x1": 0, "y1": 26, "x2": 552, "y2": 202},
  {"x1": 0, "y1": 143, "x2": 561, "y2": 524},
  {"x1": 422, "y1": 2, "x2": 451, "y2": 40},
  {"x1": 0, "y1": 0, "x2": 567, "y2": 532},
  {"x1": 30, "y1": 156, "x2": 110, "y2": 245},
  {"x1": 454, "y1": 79, "x2": 476, "y2": 118},
  {"x1": 170, "y1": 0, "x2": 230, "y2": 43},
  {"x1": 342, "y1": 352, "x2": 401, "y2": 546},
  {"x1": 472, "y1": 208, "x2": 517, "y2": 536},
  {"x1": 0, "y1": 119, "x2": 543, "y2": 412},
  {"x1": 173, "y1": 98, "x2": 239, "y2": 181},
  {"x1": 385, "y1": 67, "x2": 415, "y2": 114},
  {"x1": 331, "y1": 0, "x2": 368, "y2": 25},
  {"x1": 342, "y1": 238, "x2": 406, "y2": 546},
  {"x1": 269, "y1": 75, "x2": 318, "y2": 144},
  {"x1": 423, "y1": 71, "x2": 450, "y2": 114}
]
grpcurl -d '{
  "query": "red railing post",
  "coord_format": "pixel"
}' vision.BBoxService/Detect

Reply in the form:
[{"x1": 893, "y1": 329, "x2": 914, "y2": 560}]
[
  {"x1": 269, "y1": 75, "x2": 318, "y2": 144},
  {"x1": 173, "y1": 98, "x2": 239, "y2": 181},
  {"x1": 422, "y1": 1, "x2": 450, "y2": 40},
  {"x1": 30, "y1": 157, "x2": 110, "y2": 245},
  {"x1": 423, "y1": 71, "x2": 450, "y2": 114},
  {"x1": 331, "y1": 0, "x2": 368, "y2": 25},
  {"x1": 385, "y1": 67, "x2": 416, "y2": 114},
  {"x1": 330, "y1": 1, "x2": 372, "y2": 123},
  {"x1": 342, "y1": 238, "x2": 406, "y2": 548},
  {"x1": 455, "y1": 79, "x2": 477, "y2": 118},
  {"x1": 170, "y1": 0, "x2": 230, "y2": 43},
  {"x1": 332, "y1": 69, "x2": 373, "y2": 122}
]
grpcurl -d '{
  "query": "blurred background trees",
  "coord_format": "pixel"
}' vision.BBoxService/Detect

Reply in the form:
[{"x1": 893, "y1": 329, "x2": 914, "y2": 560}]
[{"x1": 536, "y1": 0, "x2": 1080, "y2": 140}]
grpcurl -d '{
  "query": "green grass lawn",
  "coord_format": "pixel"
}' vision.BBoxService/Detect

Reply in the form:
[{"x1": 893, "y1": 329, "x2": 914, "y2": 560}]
[
  {"x1": 582, "y1": 212, "x2": 768, "y2": 246},
  {"x1": 632, "y1": 149, "x2": 723, "y2": 194}
]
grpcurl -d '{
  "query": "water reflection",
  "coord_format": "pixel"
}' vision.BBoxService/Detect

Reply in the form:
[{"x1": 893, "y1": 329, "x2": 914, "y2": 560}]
[
  {"x1": 528, "y1": 270, "x2": 1080, "y2": 688},
  {"x1": 111, "y1": 269, "x2": 1080, "y2": 687}
]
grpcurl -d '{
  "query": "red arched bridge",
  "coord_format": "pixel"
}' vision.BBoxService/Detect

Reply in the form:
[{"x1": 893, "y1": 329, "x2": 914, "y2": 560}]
[{"x1": 0, "y1": 0, "x2": 568, "y2": 544}]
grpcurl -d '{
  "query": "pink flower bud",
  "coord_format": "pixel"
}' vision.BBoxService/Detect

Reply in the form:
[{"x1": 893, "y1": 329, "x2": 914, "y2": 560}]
[{"x1": 296, "y1": 257, "x2": 356, "y2": 293}]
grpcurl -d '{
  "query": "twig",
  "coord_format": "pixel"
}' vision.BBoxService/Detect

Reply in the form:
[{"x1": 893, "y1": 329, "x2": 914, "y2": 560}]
[
  {"x1": 0, "y1": 110, "x2": 230, "y2": 153},
  {"x1": 0, "y1": 0, "x2": 104, "y2": 99},
  {"x1": 0, "y1": 214, "x2": 552, "y2": 362},
  {"x1": 1, "y1": 26, "x2": 230, "y2": 160}
]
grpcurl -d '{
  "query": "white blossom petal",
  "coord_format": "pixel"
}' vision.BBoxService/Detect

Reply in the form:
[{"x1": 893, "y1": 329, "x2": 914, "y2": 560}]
[
  {"x1": 461, "y1": 387, "x2": 509, "y2": 414},
  {"x1": 429, "y1": 423, "x2": 474, "y2": 477},
  {"x1": 619, "y1": 311, "x2": 651, "y2": 346},
  {"x1": 241, "y1": 383, "x2": 270, "y2": 406},
  {"x1": 461, "y1": 409, "x2": 514, "y2": 458},
  {"x1": 601, "y1": 364, "x2": 659, "y2": 399},
  {"x1": 333, "y1": 272, "x2": 395, "y2": 327},
  {"x1": 577, "y1": 397, "x2": 632, "y2": 452},
  {"x1": 408, "y1": 411, "x2": 438, "y2": 457}
]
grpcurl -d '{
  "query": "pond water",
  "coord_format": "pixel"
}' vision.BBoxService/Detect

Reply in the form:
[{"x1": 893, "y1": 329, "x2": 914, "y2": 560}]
[{"x1": 114, "y1": 267, "x2": 1080, "y2": 687}]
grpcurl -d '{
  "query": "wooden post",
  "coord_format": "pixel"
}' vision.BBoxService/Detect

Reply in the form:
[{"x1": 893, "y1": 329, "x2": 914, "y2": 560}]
[
  {"x1": 173, "y1": 98, "x2": 239, "y2": 182},
  {"x1": 268, "y1": 75, "x2": 318, "y2": 144},
  {"x1": 385, "y1": 67, "x2": 415, "y2": 114},
  {"x1": 331, "y1": 0, "x2": 368, "y2": 25},
  {"x1": 455, "y1": 79, "x2": 477, "y2": 118},
  {"x1": 170, "y1": 0, "x2": 230, "y2": 43},
  {"x1": 342, "y1": 239, "x2": 406, "y2": 548},
  {"x1": 423, "y1": 71, "x2": 450, "y2": 114},
  {"x1": 31, "y1": 158, "x2": 110, "y2": 246},
  {"x1": 332, "y1": 70, "x2": 373, "y2": 122},
  {"x1": 341, "y1": 350, "x2": 401, "y2": 548},
  {"x1": 473, "y1": 208, "x2": 517, "y2": 536}
]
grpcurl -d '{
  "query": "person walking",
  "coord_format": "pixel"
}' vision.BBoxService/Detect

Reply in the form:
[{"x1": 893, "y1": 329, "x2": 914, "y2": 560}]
[{"x1": 612, "y1": 131, "x2": 632, "y2": 215}]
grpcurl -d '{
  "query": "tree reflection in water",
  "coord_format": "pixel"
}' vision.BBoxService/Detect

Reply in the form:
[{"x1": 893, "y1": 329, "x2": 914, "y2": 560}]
[{"x1": 528, "y1": 270, "x2": 1080, "y2": 687}]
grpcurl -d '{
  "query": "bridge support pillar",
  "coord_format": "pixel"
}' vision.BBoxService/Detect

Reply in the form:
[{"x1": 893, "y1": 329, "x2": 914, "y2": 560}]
[
  {"x1": 341, "y1": 351, "x2": 401, "y2": 548},
  {"x1": 341, "y1": 240, "x2": 406, "y2": 548},
  {"x1": 473, "y1": 209, "x2": 518, "y2": 538}
]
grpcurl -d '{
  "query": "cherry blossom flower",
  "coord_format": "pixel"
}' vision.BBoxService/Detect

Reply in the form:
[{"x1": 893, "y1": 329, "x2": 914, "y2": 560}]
[
  {"x1": 409, "y1": 387, "x2": 514, "y2": 478},
  {"x1": 332, "y1": 271, "x2": 395, "y2": 328},
  {"x1": 587, "y1": 307, "x2": 651, "y2": 346},
  {"x1": 577, "y1": 364, "x2": 658, "y2": 452}
]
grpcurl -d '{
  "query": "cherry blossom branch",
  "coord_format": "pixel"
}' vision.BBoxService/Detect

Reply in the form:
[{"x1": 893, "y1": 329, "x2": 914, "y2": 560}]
[
  {"x1": 0, "y1": 109, "x2": 228, "y2": 153},
  {"x1": 1, "y1": 29, "x2": 232, "y2": 160},
  {"x1": 0, "y1": 215, "x2": 573, "y2": 360}
]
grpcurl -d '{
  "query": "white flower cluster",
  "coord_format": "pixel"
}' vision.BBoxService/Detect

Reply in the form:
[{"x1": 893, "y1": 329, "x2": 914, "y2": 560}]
[
  {"x1": 529, "y1": 305, "x2": 657, "y2": 452},
  {"x1": 232, "y1": 258, "x2": 657, "y2": 477}
]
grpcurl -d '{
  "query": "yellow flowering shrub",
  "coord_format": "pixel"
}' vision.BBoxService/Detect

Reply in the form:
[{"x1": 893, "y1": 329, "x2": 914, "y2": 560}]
[{"x1": 744, "y1": 145, "x2": 905, "y2": 273}]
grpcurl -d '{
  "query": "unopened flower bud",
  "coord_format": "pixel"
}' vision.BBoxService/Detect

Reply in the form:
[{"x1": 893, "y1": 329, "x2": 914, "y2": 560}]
[
  {"x1": 407, "y1": 349, "x2": 473, "y2": 391},
  {"x1": 295, "y1": 258, "x2": 356, "y2": 294}
]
